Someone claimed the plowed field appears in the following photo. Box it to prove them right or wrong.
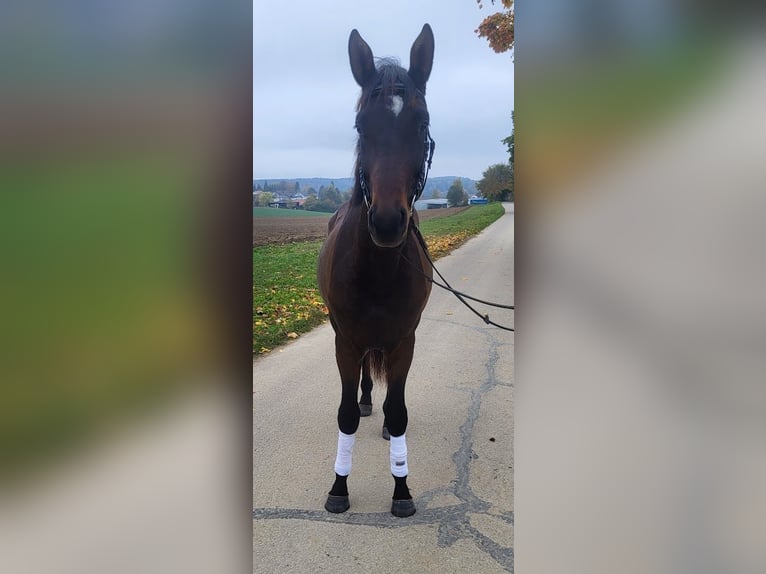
[253,206,469,246]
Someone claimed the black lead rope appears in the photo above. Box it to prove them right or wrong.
[406,223,515,332]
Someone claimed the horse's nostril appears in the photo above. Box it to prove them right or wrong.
[400,208,407,225]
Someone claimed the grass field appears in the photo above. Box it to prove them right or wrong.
[418,202,505,258]
[253,207,331,218]
[253,202,505,354]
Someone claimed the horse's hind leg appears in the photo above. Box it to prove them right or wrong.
[382,335,416,517]
[359,354,373,417]
[325,336,363,514]
[381,394,390,440]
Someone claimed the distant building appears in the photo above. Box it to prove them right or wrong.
[267,196,305,209]
[469,196,488,205]
[414,198,449,210]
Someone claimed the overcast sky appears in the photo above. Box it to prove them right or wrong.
[253,1,513,181]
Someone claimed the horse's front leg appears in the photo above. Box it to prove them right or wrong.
[383,334,416,517]
[325,335,363,513]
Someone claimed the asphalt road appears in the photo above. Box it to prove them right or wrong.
[253,203,515,573]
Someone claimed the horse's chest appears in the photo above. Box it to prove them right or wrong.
[352,280,416,319]
[332,275,424,346]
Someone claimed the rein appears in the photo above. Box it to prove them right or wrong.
[405,222,515,332]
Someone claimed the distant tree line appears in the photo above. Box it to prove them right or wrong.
[254,166,515,211]
[253,180,302,194]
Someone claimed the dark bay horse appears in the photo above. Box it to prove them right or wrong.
[317,24,435,517]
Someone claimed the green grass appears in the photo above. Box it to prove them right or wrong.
[253,241,327,353]
[253,202,507,354]
[253,207,331,218]
[419,202,504,238]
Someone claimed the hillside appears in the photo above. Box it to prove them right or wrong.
[253,176,478,199]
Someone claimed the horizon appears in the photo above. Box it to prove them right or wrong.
[252,174,479,182]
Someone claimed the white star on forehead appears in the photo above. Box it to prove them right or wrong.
[388,95,403,117]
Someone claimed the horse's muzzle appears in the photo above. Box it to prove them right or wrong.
[368,206,408,247]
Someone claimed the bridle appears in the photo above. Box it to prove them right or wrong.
[357,84,436,213]
[358,131,434,212]
[355,84,514,333]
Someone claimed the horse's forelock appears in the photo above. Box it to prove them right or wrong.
[355,59,413,112]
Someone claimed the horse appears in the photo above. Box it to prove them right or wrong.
[317,24,435,518]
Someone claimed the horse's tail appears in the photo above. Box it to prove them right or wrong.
[365,349,386,384]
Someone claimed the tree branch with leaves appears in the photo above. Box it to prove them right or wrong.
[475,0,514,53]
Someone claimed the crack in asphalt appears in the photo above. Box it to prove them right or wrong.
[254,325,514,572]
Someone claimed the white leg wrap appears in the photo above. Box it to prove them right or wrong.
[334,431,355,476]
[389,433,408,477]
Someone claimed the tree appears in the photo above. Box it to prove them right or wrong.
[475,0,514,54]
[304,183,344,213]
[303,195,318,211]
[257,192,274,207]
[477,163,513,202]
[503,131,514,166]
[504,111,515,166]
[319,183,342,207]
[447,178,467,207]
[431,188,442,199]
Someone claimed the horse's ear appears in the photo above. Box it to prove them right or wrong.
[349,29,376,88]
[408,24,434,91]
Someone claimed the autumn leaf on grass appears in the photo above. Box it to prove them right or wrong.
[287,332,298,339]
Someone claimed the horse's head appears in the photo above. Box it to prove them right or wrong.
[349,24,435,248]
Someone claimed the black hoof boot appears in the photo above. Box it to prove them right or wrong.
[381,426,390,440]
[391,498,416,517]
[325,494,350,513]
[359,403,372,417]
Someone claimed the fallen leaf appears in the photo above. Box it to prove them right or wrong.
[287,332,298,339]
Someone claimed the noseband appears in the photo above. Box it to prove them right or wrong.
[357,84,436,212]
